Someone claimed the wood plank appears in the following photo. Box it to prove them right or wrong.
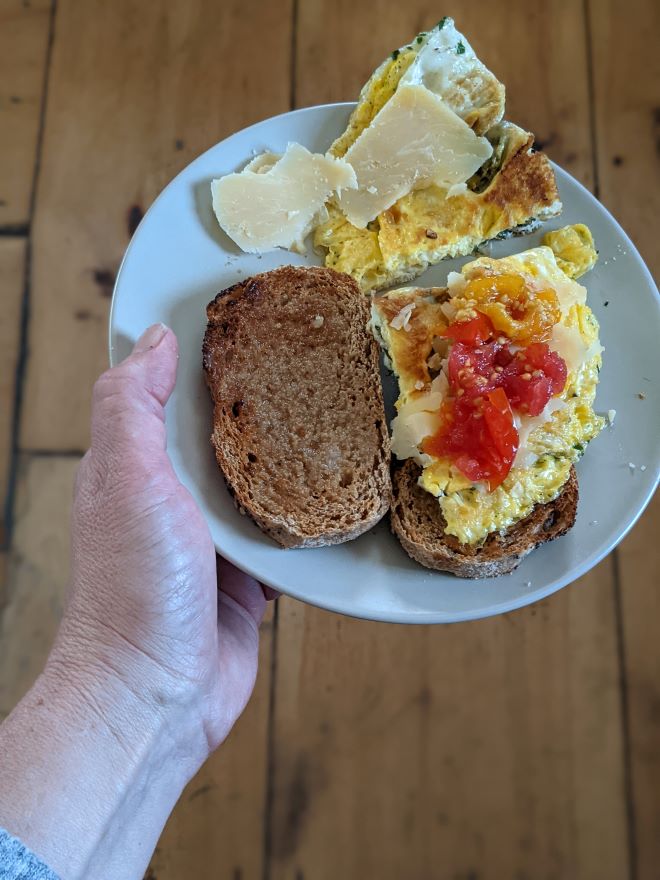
[21,0,294,451]
[589,0,659,275]
[590,2,660,876]
[0,455,78,718]
[0,0,52,228]
[616,494,660,880]
[0,239,25,549]
[267,2,629,877]
[270,568,628,880]
[295,0,593,185]
[148,604,274,880]
[0,455,275,878]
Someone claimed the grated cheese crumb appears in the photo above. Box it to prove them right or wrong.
[607,409,616,425]
[390,301,416,331]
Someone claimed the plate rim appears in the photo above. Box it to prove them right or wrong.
[109,101,660,624]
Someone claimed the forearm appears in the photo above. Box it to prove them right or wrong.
[0,661,205,880]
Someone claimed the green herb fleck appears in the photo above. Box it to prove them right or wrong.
[391,48,400,60]
[456,41,465,54]
[416,35,424,44]
[436,17,448,29]
[573,443,584,453]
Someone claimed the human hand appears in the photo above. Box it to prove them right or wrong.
[52,323,268,756]
[0,324,275,879]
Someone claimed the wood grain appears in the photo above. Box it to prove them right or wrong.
[148,605,274,880]
[590,2,660,876]
[266,2,629,877]
[0,239,25,549]
[21,0,294,451]
[0,455,77,719]
[616,492,660,880]
[270,568,628,880]
[589,0,659,274]
[0,0,52,229]
[295,0,593,185]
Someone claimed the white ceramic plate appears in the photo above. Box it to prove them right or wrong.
[110,103,660,623]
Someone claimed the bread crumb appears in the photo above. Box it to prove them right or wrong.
[425,228,438,239]
[640,465,647,472]
[638,392,646,400]
[628,462,636,471]
[311,315,324,328]
[238,506,246,516]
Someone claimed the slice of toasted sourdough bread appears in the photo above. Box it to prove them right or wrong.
[391,460,578,578]
[203,266,392,548]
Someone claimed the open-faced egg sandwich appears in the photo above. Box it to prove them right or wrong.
[371,228,604,575]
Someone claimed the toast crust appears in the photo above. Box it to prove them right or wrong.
[203,266,392,548]
[391,459,578,578]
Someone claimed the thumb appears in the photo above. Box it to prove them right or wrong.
[91,323,179,461]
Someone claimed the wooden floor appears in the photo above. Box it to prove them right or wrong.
[1,1,658,877]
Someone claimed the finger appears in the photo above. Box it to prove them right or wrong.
[90,324,178,461]
[217,556,267,625]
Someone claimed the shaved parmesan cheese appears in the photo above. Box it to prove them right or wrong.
[440,301,457,320]
[430,370,449,395]
[446,181,468,198]
[549,323,590,375]
[243,152,280,173]
[390,301,416,330]
[398,391,445,417]
[515,397,566,450]
[391,410,442,461]
[211,143,357,253]
[337,84,493,228]
[399,19,504,132]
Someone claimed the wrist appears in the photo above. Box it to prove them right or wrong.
[0,661,207,879]
[42,638,210,776]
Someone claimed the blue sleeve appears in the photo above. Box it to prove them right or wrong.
[0,829,60,880]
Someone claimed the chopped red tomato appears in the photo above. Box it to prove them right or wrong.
[426,303,567,488]
[423,388,518,490]
[447,341,500,398]
[500,343,567,416]
[442,312,494,345]
[446,338,566,417]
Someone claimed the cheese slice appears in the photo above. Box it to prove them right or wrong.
[211,143,357,253]
[399,19,505,133]
[337,84,493,228]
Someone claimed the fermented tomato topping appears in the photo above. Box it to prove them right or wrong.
[424,303,568,489]
[423,388,518,490]
[441,312,493,345]
[463,273,561,344]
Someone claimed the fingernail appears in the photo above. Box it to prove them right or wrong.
[133,323,168,353]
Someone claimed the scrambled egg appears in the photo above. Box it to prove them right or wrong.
[372,229,605,545]
[314,19,560,292]
[542,224,598,279]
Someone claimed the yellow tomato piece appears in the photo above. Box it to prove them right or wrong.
[464,274,561,344]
